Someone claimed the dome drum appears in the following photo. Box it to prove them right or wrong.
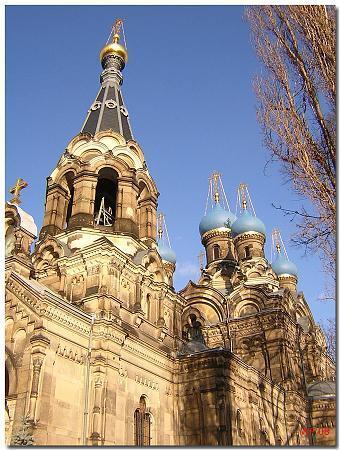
[204,234,236,266]
[201,227,232,245]
[233,230,266,244]
[163,259,176,269]
[162,260,176,286]
[277,273,298,280]
[276,273,298,293]
[233,231,265,261]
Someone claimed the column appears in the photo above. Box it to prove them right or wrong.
[114,176,139,237]
[157,291,165,327]
[28,357,44,421]
[40,184,69,237]
[133,278,142,312]
[91,375,105,445]
[68,172,97,228]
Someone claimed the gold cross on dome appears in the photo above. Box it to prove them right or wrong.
[9,178,28,205]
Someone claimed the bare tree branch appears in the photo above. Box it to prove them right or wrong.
[245,6,336,296]
[319,318,336,361]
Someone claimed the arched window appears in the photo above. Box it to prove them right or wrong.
[187,314,204,343]
[213,245,220,260]
[64,171,75,227]
[146,294,151,321]
[236,409,244,436]
[244,245,252,259]
[134,396,151,446]
[13,329,26,354]
[94,168,118,226]
[239,303,259,317]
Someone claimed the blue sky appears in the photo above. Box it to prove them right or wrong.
[6,5,335,324]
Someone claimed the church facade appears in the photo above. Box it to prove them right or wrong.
[5,22,335,446]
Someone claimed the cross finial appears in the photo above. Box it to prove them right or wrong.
[272,228,281,253]
[210,171,221,204]
[9,178,28,205]
[157,212,164,239]
[198,251,205,271]
[107,18,124,45]
[113,18,123,43]
[239,182,247,209]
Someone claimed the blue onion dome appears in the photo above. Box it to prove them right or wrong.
[231,209,266,236]
[272,253,298,277]
[199,203,236,236]
[157,241,176,264]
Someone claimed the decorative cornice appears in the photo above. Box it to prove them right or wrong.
[56,343,87,364]
[278,274,298,281]
[201,227,232,244]
[135,374,159,390]
[30,334,50,347]
[6,272,92,336]
[122,336,174,370]
[234,231,265,245]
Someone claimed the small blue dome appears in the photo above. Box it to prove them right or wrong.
[272,253,298,277]
[157,241,176,264]
[231,209,266,236]
[199,203,236,236]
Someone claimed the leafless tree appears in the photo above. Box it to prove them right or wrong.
[319,318,336,362]
[245,6,336,294]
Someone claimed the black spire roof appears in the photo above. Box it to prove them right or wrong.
[81,47,133,141]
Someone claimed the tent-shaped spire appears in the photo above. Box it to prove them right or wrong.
[81,19,133,141]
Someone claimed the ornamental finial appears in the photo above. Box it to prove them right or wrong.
[239,183,247,210]
[157,212,164,239]
[100,18,128,66]
[211,172,220,204]
[112,18,123,43]
[272,228,281,253]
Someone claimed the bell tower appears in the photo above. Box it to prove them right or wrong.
[32,20,175,310]
[39,20,158,248]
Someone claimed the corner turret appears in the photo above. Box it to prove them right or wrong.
[271,229,298,293]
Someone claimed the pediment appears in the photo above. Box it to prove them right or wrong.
[6,273,46,321]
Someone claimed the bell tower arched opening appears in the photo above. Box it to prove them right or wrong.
[64,171,75,228]
[94,168,118,226]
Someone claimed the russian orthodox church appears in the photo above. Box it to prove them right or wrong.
[5,21,335,446]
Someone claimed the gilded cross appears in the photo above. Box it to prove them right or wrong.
[9,178,28,205]
[198,251,205,271]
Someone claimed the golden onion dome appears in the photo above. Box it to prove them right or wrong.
[100,33,128,64]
